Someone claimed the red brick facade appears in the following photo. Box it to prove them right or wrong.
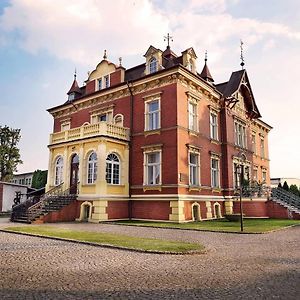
[46,44,282,223]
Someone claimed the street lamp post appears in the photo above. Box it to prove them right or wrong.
[236,165,244,232]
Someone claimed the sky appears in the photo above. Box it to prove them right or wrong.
[0,0,300,178]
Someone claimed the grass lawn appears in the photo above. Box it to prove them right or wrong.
[114,219,300,233]
[3,226,204,253]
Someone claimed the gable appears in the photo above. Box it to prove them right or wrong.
[88,60,117,81]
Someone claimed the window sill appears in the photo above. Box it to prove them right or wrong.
[143,185,162,192]
[210,138,220,145]
[107,184,124,187]
[144,129,161,136]
[189,186,201,191]
[211,187,221,193]
[81,184,96,187]
[188,129,199,136]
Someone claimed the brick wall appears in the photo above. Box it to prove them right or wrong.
[107,201,129,219]
[34,200,80,223]
[233,200,268,217]
[131,201,171,220]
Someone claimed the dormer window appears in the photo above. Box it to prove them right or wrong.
[97,78,102,90]
[98,114,107,122]
[149,57,158,74]
[68,93,75,101]
[104,75,110,88]
[96,75,110,91]
[187,59,193,72]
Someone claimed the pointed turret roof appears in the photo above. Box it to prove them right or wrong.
[200,62,214,82]
[67,72,82,95]
[200,52,214,82]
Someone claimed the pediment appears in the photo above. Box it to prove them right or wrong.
[144,45,162,57]
[181,47,197,59]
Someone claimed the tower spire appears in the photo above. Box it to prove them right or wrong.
[200,50,214,83]
[74,68,77,80]
[240,40,245,69]
[205,50,208,63]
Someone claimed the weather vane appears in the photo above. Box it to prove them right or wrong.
[240,40,245,69]
[205,50,208,63]
[164,33,173,47]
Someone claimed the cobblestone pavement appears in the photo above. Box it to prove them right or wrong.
[0,218,299,299]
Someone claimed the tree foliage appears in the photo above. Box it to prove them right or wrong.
[0,126,22,182]
[282,181,289,191]
[31,170,48,189]
[278,182,282,188]
[289,184,300,197]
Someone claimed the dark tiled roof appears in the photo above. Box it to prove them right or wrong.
[222,69,245,97]
[67,79,82,95]
[124,63,145,81]
[200,63,214,82]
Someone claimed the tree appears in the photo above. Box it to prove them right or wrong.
[289,184,299,197]
[0,126,22,181]
[31,170,48,189]
[278,182,282,188]
[282,181,289,191]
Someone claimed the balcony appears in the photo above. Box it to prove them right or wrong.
[49,122,130,145]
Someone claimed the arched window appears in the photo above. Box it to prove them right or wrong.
[55,156,63,186]
[187,59,193,72]
[87,152,97,184]
[149,57,158,74]
[106,153,120,184]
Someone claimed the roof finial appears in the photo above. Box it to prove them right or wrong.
[164,33,173,48]
[119,57,122,67]
[74,68,77,80]
[103,49,107,60]
[240,40,245,69]
[205,50,208,63]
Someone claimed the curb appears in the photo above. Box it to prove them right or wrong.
[106,222,300,235]
[0,229,206,256]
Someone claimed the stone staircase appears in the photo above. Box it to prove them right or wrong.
[11,184,77,224]
[271,187,300,216]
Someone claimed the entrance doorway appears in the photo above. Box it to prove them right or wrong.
[83,205,90,221]
[214,203,222,218]
[192,203,200,221]
[70,154,79,194]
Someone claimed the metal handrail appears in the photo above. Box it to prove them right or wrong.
[271,187,300,210]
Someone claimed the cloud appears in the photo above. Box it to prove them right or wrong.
[0,0,168,66]
[1,0,299,71]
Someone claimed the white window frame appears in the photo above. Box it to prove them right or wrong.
[189,151,200,186]
[96,74,110,91]
[91,110,113,124]
[251,133,256,154]
[188,101,198,131]
[260,138,265,158]
[145,98,160,131]
[61,122,70,132]
[149,57,158,74]
[144,150,162,186]
[234,121,247,148]
[54,156,63,186]
[211,157,220,188]
[106,153,121,185]
[87,152,97,184]
[262,169,267,183]
[210,111,218,140]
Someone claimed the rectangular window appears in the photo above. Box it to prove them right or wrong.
[210,112,218,140]
[98,114,107,122]
[234,121,246,148]
[61,122,70,132]
[146,100,160,131]
[189,152,200,186]
[251,134,256,154]
[104,75,110,88]
[145,152,161,185]
[253,168,258,181]
[97,78,102,90]
[188,102,197,131]
[260,138,265,158]
[262,170,267,182]
[211,158,220,188]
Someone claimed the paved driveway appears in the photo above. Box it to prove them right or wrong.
[0,218,299,299]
